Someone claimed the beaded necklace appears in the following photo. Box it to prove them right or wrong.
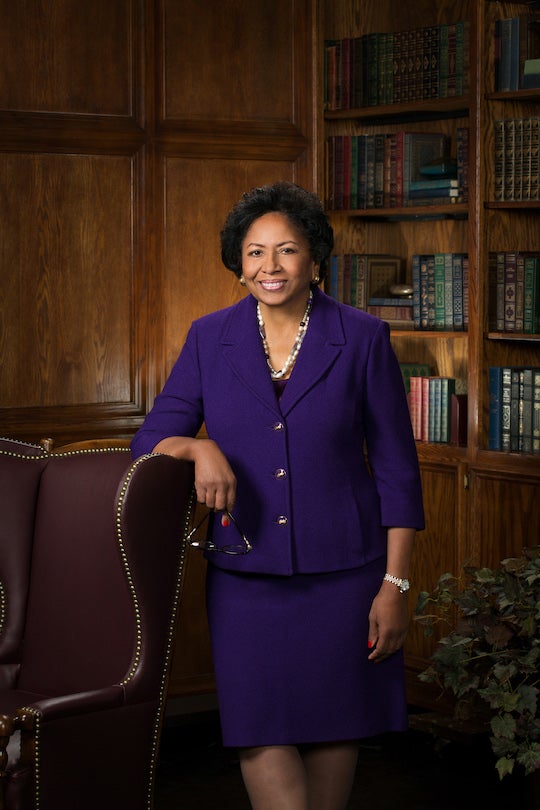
[256,291,313,380]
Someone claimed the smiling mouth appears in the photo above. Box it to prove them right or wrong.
[260,280,286,290]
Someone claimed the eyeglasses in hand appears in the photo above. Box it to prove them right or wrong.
[187,509,252,555]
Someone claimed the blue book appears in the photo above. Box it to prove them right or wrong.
[489,367,503,450]
[407,187,460,199]
[409,178,459,191]
[497,18,513,92]
[426,255,436,329]
[368,297,413,306]
[430,377,442,442]
[524,255,540,333]
[412,254,421,330]
[501,366,512,451]
[509,16,520,91]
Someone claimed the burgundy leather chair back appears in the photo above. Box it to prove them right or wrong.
[17,451,136,695]
[0,441,48,690]
[0,440,195,810]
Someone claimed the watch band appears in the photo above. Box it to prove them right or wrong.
[383,573,410,593]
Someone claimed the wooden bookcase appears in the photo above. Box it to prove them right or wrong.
[317,0,540,707]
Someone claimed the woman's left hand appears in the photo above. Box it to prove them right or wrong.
[366,582,409,663]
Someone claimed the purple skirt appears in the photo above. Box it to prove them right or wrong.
[206,557,408,748]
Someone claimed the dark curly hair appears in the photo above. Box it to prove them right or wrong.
[220,181,334,285]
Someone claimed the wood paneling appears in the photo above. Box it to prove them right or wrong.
[0,0,316,442]
[469,470,540,569]
[405,462,465,662]
[0,152,135,408]
[0,0,138,117]
[162,0,295,124]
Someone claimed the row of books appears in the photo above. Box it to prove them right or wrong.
[489,366,540,454]
[412,253,469,332]
[488,251,540,334]
[494,117,540,202]
[408,375,468,445]
[495,13,540,92]
[326,129,469,210]
[327,251,469,333]
[324,21,470,110]
[327,253,406,324]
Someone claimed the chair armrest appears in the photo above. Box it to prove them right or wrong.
[15,685,125,725]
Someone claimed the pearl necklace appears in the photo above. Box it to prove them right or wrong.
[257,291,313,380]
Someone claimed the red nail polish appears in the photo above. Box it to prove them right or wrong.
[367,640,373,649]
[221,514,230,527]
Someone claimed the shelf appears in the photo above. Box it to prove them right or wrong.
[324,97,470,125]
[475,449,540,477]
[487,332,540,342]
[486,89,540,102]
[415,442,467,465]
[329,204,468,221]
[485,200,540,210]
[391,330,468,339]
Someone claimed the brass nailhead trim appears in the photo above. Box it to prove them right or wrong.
[0,580,5,637]
[16,707,41,808]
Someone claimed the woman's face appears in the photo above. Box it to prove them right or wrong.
[241,212,319,313]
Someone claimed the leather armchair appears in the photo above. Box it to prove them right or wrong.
[0,438,195,809]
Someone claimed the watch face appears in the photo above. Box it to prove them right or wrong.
[401,579,410,593]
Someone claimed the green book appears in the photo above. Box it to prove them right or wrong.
[440,377,456,443]
[524,255,540,333]
[434,253,446,330]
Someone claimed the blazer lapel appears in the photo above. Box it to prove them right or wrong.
[278,290,344,416]
[219,290,345,417]
[220,296,282,416]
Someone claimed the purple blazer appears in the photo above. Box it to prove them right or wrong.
[131,288,424,575]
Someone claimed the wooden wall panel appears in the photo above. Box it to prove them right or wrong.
[156,0,314,175]
[0,152,135,409]
[0,0,137,116]
[469,471,540,568]
[163,0,295,123]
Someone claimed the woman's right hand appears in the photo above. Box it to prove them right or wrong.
[153,436,236,512]
[190,438,237,512]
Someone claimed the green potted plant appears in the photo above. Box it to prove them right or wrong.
[415,545,540,781]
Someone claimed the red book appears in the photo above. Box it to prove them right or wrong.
[409,376,423,440]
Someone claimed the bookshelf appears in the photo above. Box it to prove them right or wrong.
[318,0,540,708]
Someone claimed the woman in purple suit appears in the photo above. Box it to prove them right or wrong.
[131,181,424,810]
